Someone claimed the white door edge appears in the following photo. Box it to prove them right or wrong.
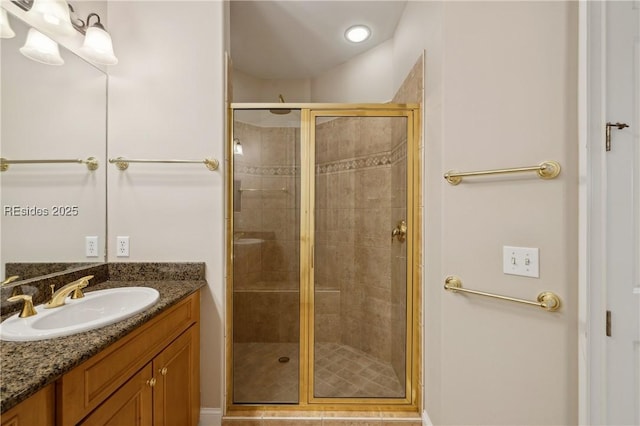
[581,1,640,424]
[579,1,608,424]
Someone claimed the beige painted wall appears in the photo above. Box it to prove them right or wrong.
[103,1,578,422]
[233,70,311,103]
[310,39,394,103]
[106,1,226,409]
[413,2,578,424]
[233,39,394,104]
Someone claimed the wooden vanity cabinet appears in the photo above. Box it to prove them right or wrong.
[0,384,55,426]
[78,365,153,426]
[58,290,200,426]
[78,324,199,426]
[152,323,200,426]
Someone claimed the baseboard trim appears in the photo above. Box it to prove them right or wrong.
[208,408,427,425]
[200,407,222,426]
[422,410,434,426]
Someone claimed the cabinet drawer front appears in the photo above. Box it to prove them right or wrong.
[59,291,200,426]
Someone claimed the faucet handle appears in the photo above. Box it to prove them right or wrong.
[1,275,20,286]
[70,275,93,300]
[7,294,37,318]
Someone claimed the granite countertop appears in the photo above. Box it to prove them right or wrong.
[0,279,205,413]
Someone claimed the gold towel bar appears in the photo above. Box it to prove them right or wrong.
[444,276,561,312]
[238,188,287,193]
[444,160,560,185]
[108,157,219,171]
[0,157,99,172]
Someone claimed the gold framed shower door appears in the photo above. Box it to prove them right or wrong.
[226,103,421,413]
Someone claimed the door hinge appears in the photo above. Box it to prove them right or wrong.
[606,310,612,337]
[605,122,630,151]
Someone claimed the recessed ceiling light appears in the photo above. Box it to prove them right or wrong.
[345,25,371,43]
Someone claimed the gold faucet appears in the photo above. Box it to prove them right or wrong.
[7,294,37,318]
[45,275,94,309]
[2,275,23,297]
[1,275,20,285]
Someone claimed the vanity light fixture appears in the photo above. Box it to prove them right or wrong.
[1,8,16,38]
[25,0,75,36]
[233,138,244,156]
[9,0,118,65]
[77,13,117,65]
[19,27,64,65]
[344,24,370,43]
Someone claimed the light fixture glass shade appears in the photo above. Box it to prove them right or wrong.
[19,28,64,65]
[1,9,16,39]
[26,0,75,36]
[345,25,371,43]
[79,25,118,65]
[233,139,243,155]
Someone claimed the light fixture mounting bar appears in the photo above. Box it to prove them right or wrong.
[10,0,89,35]
[10,0,32,12]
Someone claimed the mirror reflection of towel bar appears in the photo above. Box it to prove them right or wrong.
[0,157,99,172]
[238,188,287,193]
[444,276,561,312]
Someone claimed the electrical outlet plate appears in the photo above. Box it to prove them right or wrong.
[117,236,129,257]
[503,246,539,278]
[85,236,98,257]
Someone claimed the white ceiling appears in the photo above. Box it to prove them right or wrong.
[230,1,408,80]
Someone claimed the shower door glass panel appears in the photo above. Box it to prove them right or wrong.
[313,114,408,399]
[232,109,301,404]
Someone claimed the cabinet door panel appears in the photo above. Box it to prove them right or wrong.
[154,324,200,426]
[79,364,153,426]
[0,384,54,426]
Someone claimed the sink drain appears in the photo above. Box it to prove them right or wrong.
[278,356,290,363]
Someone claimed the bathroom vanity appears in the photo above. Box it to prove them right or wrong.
[0,264,204,426]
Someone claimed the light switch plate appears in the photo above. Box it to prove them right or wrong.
[503,246,539,278]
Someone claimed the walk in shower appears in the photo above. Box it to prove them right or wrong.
[227,104,420,410]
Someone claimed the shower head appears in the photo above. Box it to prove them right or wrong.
[270,94,291,115]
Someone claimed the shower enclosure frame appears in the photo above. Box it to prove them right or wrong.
[226,103,422,413]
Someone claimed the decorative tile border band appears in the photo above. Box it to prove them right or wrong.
[316,139,407,175]
[234,164,300,176]
[235,140,407,177]
[316,153,391,174]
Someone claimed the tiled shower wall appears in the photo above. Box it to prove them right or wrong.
[315,117,400,364]
[315,57,425,385]
[232,54,423,367]
[233,121,300,343]
[315,56,423,379]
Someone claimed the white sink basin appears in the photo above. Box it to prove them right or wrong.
[0,287,159,342]
[233,238,264,245]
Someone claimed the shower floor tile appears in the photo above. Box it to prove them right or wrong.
[234,342,299,403]
[233,342,404,404]
[313,342,404,398]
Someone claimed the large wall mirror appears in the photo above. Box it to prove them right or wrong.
[0,10,107,285]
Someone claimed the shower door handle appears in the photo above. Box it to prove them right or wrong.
[392,220,407,243]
